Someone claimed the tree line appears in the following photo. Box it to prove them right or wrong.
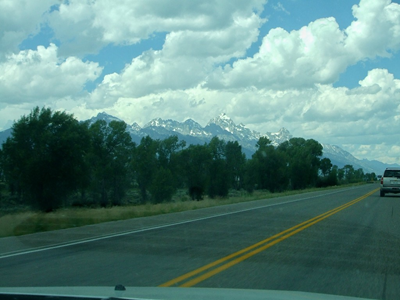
[0,107,375,212]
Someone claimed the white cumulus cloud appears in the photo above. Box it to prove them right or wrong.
[0,44,102,104]
[345,0,400,59]
[47,0,266,56]
[206,0,400,90]
[207,17,349,89]
[0,0,57,58]
[83,0,265,107]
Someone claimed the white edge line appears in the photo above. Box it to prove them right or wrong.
[0,186,370,259]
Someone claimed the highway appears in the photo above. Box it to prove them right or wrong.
[1,184,399,299]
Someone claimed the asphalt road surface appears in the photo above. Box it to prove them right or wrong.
[1,184,399,300]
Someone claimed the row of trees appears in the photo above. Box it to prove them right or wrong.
[0,107,374,212]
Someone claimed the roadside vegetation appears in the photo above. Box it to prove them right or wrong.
[0,107,376,236]
[0,183,368,238]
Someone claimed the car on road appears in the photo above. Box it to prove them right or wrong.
[380,167,400,197]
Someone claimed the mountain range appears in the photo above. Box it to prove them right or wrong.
[88,112,294,158]
[87,112,398,175]
[1,112,398,175]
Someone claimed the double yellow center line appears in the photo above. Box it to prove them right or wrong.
[159,188,379,287]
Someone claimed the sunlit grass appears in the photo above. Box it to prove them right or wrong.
[0,183,368,238]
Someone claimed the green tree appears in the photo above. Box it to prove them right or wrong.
[180,144,211,200]
[157,136,186,165]
[133,136,159,203]
[365,172,377,181]
[278,138,323,190]
[342,165,355,183]
[87,120,135,206]
[0,149,4,201]
[157,136,186,188]
[327,165,339,186]
[149,167,175,204]
[0,139,23,198]
[354,168,365,182]
[337,167,345,182]
[207,137,229,198]
[250,137,273,191]
[0,107,89,211]
[319,158,333,177]
[225,141,246,190]
[149,136,185,203]
[243,159,257,193]
[252,137,288,192]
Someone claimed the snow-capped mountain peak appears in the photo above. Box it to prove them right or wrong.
[144,118,165,128]
[129,122,142,133]
[207,113,237,134]
[144,118,210,137]
[183,118,200,126]
[88,112,123,124]
[268,127,293,144]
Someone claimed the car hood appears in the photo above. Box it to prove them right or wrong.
[0,286,375,300]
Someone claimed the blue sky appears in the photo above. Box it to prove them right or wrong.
[1,0,400,164]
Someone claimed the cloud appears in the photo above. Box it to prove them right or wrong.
[345,84,381,95]
[345,0,400,59]
[302,69,400,125]
[96,68,400,155]
[162,12,263,62]
[86,87,237,128]
[2,65,397,163]
[152,97,165,107]
[206,0,400,90]
[343,143,400,165]
[0,103,36,130]
[84,1,265,107]
[0,0,57,58]
[47,0,266,56]
[207,17,349,89]
[88,67,398,138]
[190,98,206,108]
[272,2,290,15]
[358,68,398,92]
[0,44,102,104]
[87,51,210,108]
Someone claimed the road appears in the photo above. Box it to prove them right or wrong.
[0,184,399,299]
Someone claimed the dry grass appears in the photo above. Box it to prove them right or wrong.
[0,183,367,238]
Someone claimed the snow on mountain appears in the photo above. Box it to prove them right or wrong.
[207,113,239,135]
[86,112,146,142]
[205,113,292,147]
[207,113,258,140]
[127,122,143,140]
[183,119,210,137]
[321,144,365,170]
[144,118,211,138]
[268,128,293,145]
[88,112,123,124]
[130,122,142,132]
[320,144,395,174]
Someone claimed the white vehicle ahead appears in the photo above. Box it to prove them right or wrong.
[380,167,400,197]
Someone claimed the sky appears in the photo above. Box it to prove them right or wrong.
[0,0,400,164]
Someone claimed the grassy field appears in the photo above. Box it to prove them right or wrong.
[0,184,367,238]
